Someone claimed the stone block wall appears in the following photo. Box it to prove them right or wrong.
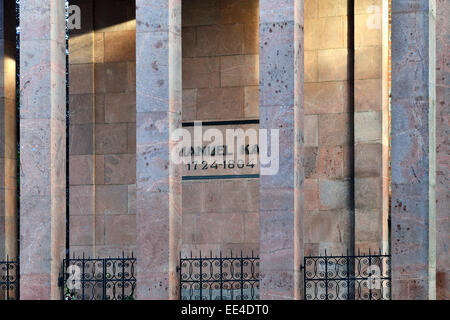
[68,0,95,257]
[69,0,136,257]
[303,0,389,256]
[66,0,391,262]
[182,0,259,122]
[0,0,17,260]
[181,0,260,256]
[304,0,354,255]
[354,0,389,253]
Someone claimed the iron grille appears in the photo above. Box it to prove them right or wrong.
[62,253,136,300]
[0,258,19,300]
[180,251,259,300]
[304,249,391,300]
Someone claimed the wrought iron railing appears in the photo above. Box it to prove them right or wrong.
[62,253,136,300]
[303,249,391,300]
[179,251,259,300]
[0,258,19,300]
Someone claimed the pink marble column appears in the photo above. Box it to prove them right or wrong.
[436,0,449,300]
[19,0,66,300]
[259,0,304,300]
[0,0,17,260]
[391,1,436,300]
[135,0,182,299]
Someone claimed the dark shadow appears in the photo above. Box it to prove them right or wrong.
[347,0,356,300]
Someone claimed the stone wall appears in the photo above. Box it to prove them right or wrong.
[0,0,17,260]
[69,0,136,257]
[354,0,389,253]
[304,0,354,255]
[7,0,448,300]
[303,0,389,256]
[66,0,391,262]
[181,0,260,256]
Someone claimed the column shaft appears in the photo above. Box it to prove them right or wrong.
[19,0,66,300]
[135,0,182,299]
[259,0,304,300]
[391,0,436,300]
[436,0,449,300]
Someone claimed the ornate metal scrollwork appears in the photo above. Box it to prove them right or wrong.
[0,259,19,300]
[304,250,391,300]
[62,253,136,300]
[180,251,259,300]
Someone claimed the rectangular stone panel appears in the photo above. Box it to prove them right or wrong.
[105,92,136,123]
[318,113,351,146]
[196,87,244,120]
[304,209,351,244]
[69,215,94,246]
[318,48,350,81]
[69,155,94,186]
[182,57,220,89]
[221,0,259,24]
[104,154,136,185]
[69,33,94,65]
[196,213,245,244]
[355,46,382,80]
[181,123,260,177]
[182,0,221,27]
[70,185,94,216]
[105,214,137,245]
[95,123,128,154]
[319,0,348,17]
[244,86,259,119]
[104,30,136,62]
[95,184,128,216]
[319,179,352,210]
[195,24,244,57]
[69,94,94,125]
[69,63,94,95]
[95,62,132,93]
[305,82,349,114]
[221,55,259,87]
[305,16,345,50]
[304,50,318,83]
[304,115,318,147]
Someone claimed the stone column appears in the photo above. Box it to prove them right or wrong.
[436,0,449,300]
[0,0,17,260]
[391,0,436,300]
[259,0,304,300]
[19,0,66,299]
[136,0,182,299]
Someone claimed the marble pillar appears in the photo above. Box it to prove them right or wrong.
[19,0,66,300]
[391,0,436,300]
[259,0,304,300]
[135,0,182,299]
[436,0,449,301]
